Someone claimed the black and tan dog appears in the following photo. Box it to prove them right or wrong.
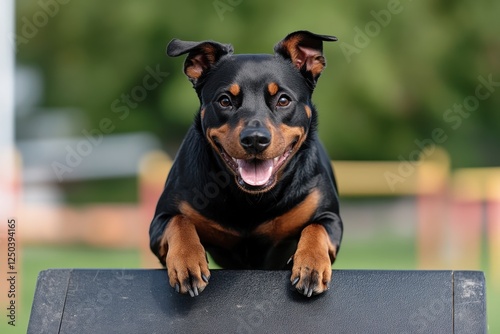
[150,31,343,297]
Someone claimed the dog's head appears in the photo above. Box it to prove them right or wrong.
[167,31,337,194]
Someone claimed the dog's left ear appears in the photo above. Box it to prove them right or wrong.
[274,31,337,87]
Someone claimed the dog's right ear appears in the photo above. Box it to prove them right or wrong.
[166,39,233,86]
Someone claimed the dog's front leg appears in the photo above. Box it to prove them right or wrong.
[290,223,337,297]
[159,215,210,297]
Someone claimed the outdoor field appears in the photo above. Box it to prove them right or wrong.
[4,0,499,332]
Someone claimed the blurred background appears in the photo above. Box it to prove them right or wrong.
[1,0,499,332]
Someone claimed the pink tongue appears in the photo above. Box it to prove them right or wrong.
[237,159,274,186]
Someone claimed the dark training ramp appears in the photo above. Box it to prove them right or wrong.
[27,269,487,333]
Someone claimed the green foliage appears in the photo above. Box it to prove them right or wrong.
[16,0,500,166]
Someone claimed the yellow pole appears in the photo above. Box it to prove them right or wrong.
[487,174,500,290]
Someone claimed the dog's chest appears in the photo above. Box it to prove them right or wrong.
[183,189,319,247]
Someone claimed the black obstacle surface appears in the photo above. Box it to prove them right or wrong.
[27,269,487,333]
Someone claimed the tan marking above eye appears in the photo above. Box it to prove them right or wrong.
[268,82,279,96]
[229,83,240,96]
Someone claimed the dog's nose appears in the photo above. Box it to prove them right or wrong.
[240,127,271,154]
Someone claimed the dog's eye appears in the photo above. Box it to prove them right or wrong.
[218,96,232,108]
[277,95,291,107]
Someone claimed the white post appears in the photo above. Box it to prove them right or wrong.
[0,0,16,221]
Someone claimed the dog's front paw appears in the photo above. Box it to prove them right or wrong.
[166,243,210,297]
[290,223,336,297]
[290,249,332,297]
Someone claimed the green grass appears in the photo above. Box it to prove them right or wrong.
[2,238,498,333]
[335,237,417,270]
[1,246,142,334]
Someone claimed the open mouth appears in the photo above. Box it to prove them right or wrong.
[216,141,296,192]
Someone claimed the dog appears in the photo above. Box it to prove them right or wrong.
[149,30,343,297]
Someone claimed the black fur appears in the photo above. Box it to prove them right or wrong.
[149,31,343,295]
